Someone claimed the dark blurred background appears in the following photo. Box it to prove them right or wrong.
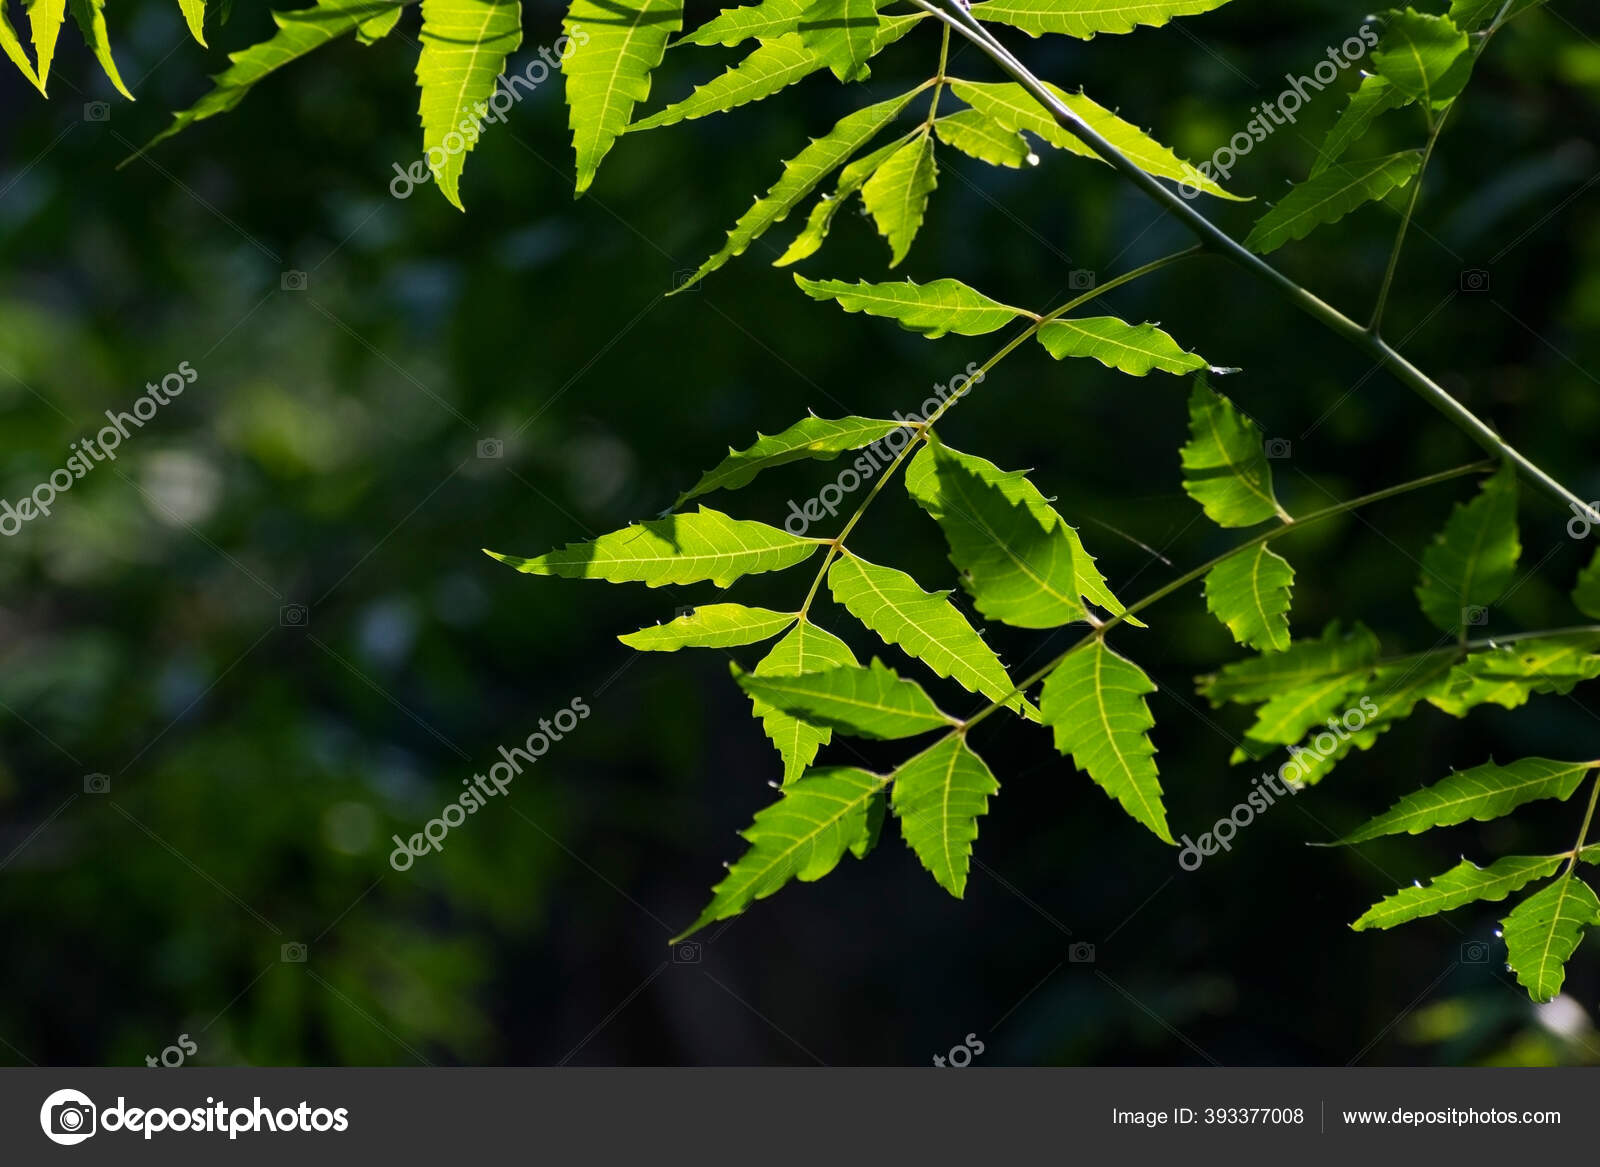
[2,0,1599,1067]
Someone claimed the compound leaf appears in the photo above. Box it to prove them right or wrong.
[1337,758,1597,844]
[672,766,887,941]
[486,507,820,587]
[1041,639,1171,842]
[1204,543,1295,652]
[1244,152,1422,254]
[564,0,683,194]
[619,604,796,651]
[1352,854,1565,931]
[892,733,998,897]
[1415,462,1520,635]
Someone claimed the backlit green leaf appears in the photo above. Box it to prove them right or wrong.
[934,108,1034,168]
[679,0,803,45]
[1372,8,1472,109]
[969,0,1233,39]
[1036,316,1209,377]
[1503,876,1600,1001]
[1179,376,1288,527]
[892,733,998,897]
[1244,152,1423,254]
[27,0,66,89]
[1311,74,1407,178]
[1041,638,1171,842]
[564,0,683,194]
[861,132,937,267]
[795,275,1026,337]
[1428,632,1600,716]
[796,0,877,82]
[1352,854,1564,931]
[67,0,133,99]
[1,0,46,95]
[750,621,860,784]
[416,0,521,209]
[1337,758,1597,844]
[486,507,820,587]
[619,604,796,651]
[676,414,904,507]
[1415,462,1520,634]
[735,658,958,740]
[1199,620,1380,705]
[1204,544,1295,652]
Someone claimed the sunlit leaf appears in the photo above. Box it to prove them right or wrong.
[970,0,1233,39]
[893,733,998,896]
[1429,632,1600,716]
[1415,462,1520,634]
[934,108,1034,168]
[1372,8,1472,109]
[1204,544,1295,652]
[735,658,959,740]
[1036,316,1209,377]
[676,414,904,507]
[564,0,684,194]
[1352,854,1564,931]
[1310,74,1407,177]
[416,0,521,209]
[750,621,860,785]
[861,132,938,266]
[1199,621,1381,705]
[1244,151,1423,254]
[795,275,1025,337]
[1503,876,1600,1001]
[1179,376,1288,527]
[619,604,796,651]
[1337,758,1597,844]
[796,0,877,82]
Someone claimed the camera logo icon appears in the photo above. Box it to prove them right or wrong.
[476,438,504,460]
[1460,268,1490,293]
[1462,605,1489,627]
[1460,940,1491,964]
[1265,438,1293,460]
[282,942,308,963]
[83,773,111,794]
[279,604,309,628]
[40,1088,97,1145]
[1068,268,1096,291]
[673,941,702,964]
[281,270,309,292]
[1068,941,1096,963]
[672,269,701,293]
[83,102,110,123]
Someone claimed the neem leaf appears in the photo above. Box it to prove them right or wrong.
[1337,758,1597,844]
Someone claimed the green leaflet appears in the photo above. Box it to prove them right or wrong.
[1352,854,1565,932]
[27,0,65,89]
[631,33,823,131]
[635,18,917,132]
[67,0,132,99]
[906,439,1085,629]
[795,275,1025,337]
[1449,0,1544,30]
[1574,547,1600,620]
[564,0,683,195]
[861,132,937,267]
[904,439,1130,623]
[1337,758,1597,844]
[1502,876,1600,1001]
[1428,632,1600,716]
[934,109,1034,169]
[672,766,887,941]
[1310,74,1406,178]
[682,90,920,289]
[415,0,521,210]
[1,0,45,95]
[892,733,999,897]
[675,414,904,507]
[679,0,804,45]
[828,554,1034,718]
[485,506,820,587]
[1037,316,1209,378]
[1179,376,1288,528]
[1415,462,1520,634]
[1244,152,1423,255]
[735,659,957,740]
[773,137,901,266]
[1199,620,1380,705]
[1231,672,1372,762]
[1372,8,1472,110]
[969,0,1233,38]
[140,0,406,151]
[1204,544,1295,653]
[948,78,1242,200]
[178,0,209,45]
[356,2,403,40]
[796,0,877,83]
[618,604,796,651]
[750,621,859,785]
[1041,639,1172,843]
